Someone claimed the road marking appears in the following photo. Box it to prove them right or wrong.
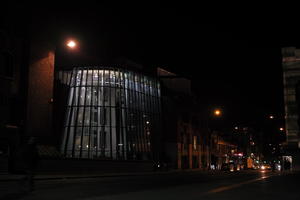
[205,175,271,194]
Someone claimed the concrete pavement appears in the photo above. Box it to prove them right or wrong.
[1,170,296,200]
[1,169,292,182]
[0,168,206,182]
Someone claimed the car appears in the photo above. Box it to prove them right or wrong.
[260,164,271,170]
[275,163,282,171]
[252,164,260,170]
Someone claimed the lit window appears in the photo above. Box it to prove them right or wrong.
[60,68,161,160]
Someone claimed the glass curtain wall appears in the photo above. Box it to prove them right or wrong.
[57,67,161,160]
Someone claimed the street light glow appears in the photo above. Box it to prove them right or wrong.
[269,115,274,119]
[67,40,76,48]
[214,109,221,116]
[280,127,284,131]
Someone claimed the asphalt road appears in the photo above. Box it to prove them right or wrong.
[1,170,299,200]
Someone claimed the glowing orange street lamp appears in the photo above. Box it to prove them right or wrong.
[214,109,222,117]
[66,40,77,49]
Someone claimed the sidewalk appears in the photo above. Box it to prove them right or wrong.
[0,169,181,182]
[0,168,221,182]
[2,168,288,182]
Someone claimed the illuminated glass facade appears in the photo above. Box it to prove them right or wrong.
[57,67,161,160]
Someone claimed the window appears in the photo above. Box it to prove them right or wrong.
[100,107,106,125]
[60,68,161,160]
[103,87,109,102]
[100,131,106,148]
[193,136,197,150]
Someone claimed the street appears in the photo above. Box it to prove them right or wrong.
[1,170,299,200]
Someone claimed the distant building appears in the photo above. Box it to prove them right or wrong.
[281,47,300,169]
[158,68,211,170]
[210,132,237,170]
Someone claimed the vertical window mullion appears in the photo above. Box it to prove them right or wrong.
[147,78,154,158]
[63,69,75,156]
[141,75,149,153]
[109,69,113,159]
[128,72,135,157]
[119,69,125,159]
[130,73,137,156]
[126,71,133,158]
[113,69,119,159]
[121,70,127,159]
[144,77,150,154]
[138,74,146,154]
[100,69,105,157]
[88,69,94,159]
[95,69,100,158]
[115,69,120,159]
[72,68,84,158]
[133,72,142,155]
[79,69,89,158]
[154,78,161,161]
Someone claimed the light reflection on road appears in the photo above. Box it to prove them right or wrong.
[205,172,273,195]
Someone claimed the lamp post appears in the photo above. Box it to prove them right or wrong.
[54,38,79,72]
[53,38,79,157]
[209,108,223,170]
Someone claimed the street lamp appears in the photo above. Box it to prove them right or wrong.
[66,40,77,49]
[213,109,222,117]
[209,108,223,169]
[54,38,79,69]
[53,38,80,157]
[55,38,79,65]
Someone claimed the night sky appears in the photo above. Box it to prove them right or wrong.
[6,3,300,129]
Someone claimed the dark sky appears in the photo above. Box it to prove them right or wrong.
[7,3,300,127]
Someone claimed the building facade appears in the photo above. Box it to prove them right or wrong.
[0,11,30,173]
[158,68,211,170]
[282,47,300,169]
[210,132,238,170]
[1,7,231,173]
[55,67,161,161]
